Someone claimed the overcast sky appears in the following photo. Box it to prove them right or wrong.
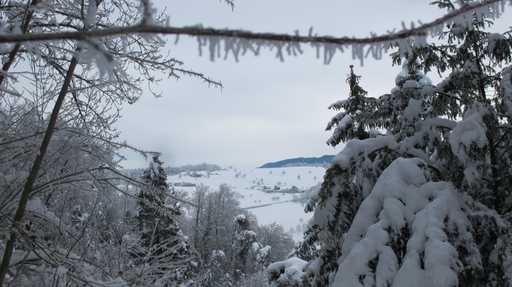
[115,0,512,169]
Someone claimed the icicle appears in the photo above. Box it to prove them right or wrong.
[209,36,219,61]
[197,36,204,57]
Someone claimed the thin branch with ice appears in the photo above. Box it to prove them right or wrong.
[0,0,509,64]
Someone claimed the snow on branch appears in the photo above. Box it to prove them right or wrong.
[0,0,509,64]
[333,158,478,287]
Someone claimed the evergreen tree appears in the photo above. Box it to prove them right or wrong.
[294,64,401,286]
[232,214,257,282]
[132,155,197,286]
[274,2,512,286]
[325,65,372,146]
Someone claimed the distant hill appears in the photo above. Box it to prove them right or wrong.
[258,155,335,168]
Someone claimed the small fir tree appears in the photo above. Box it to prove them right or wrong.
[232,214,257,282]
[133,155,197,286]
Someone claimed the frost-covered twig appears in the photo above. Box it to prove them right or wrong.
[0,1,503,44]
[0,0,41,86]
[99,166,197,207]
[0,0,509,64]
[66,128,154,158]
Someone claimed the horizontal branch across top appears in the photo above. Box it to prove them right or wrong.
[0,0,507,45]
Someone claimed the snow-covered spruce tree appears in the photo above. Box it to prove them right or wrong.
[274,5,512,287]
[232,213,272,285]
[232,214,257,282]
[292,65,398,287]
[389,1,512,284]
[131,155,197,286]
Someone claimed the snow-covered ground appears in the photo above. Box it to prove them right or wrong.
[167,166,327,242]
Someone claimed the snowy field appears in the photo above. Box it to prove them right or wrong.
[167,166,327,242]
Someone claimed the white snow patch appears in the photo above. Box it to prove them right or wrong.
[403,99,423,123]
[331,136,398,169]
[267,256,307,286]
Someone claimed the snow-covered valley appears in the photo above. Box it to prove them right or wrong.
[167,166,327,242]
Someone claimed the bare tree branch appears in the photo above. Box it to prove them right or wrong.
[0,0,40,85]
[0,0,506,46]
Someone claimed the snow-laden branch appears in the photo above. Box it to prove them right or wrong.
[0,0,509,64]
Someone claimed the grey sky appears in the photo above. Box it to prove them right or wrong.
[115,0,511,169]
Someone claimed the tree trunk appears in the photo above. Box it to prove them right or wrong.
[0,56,78,285]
